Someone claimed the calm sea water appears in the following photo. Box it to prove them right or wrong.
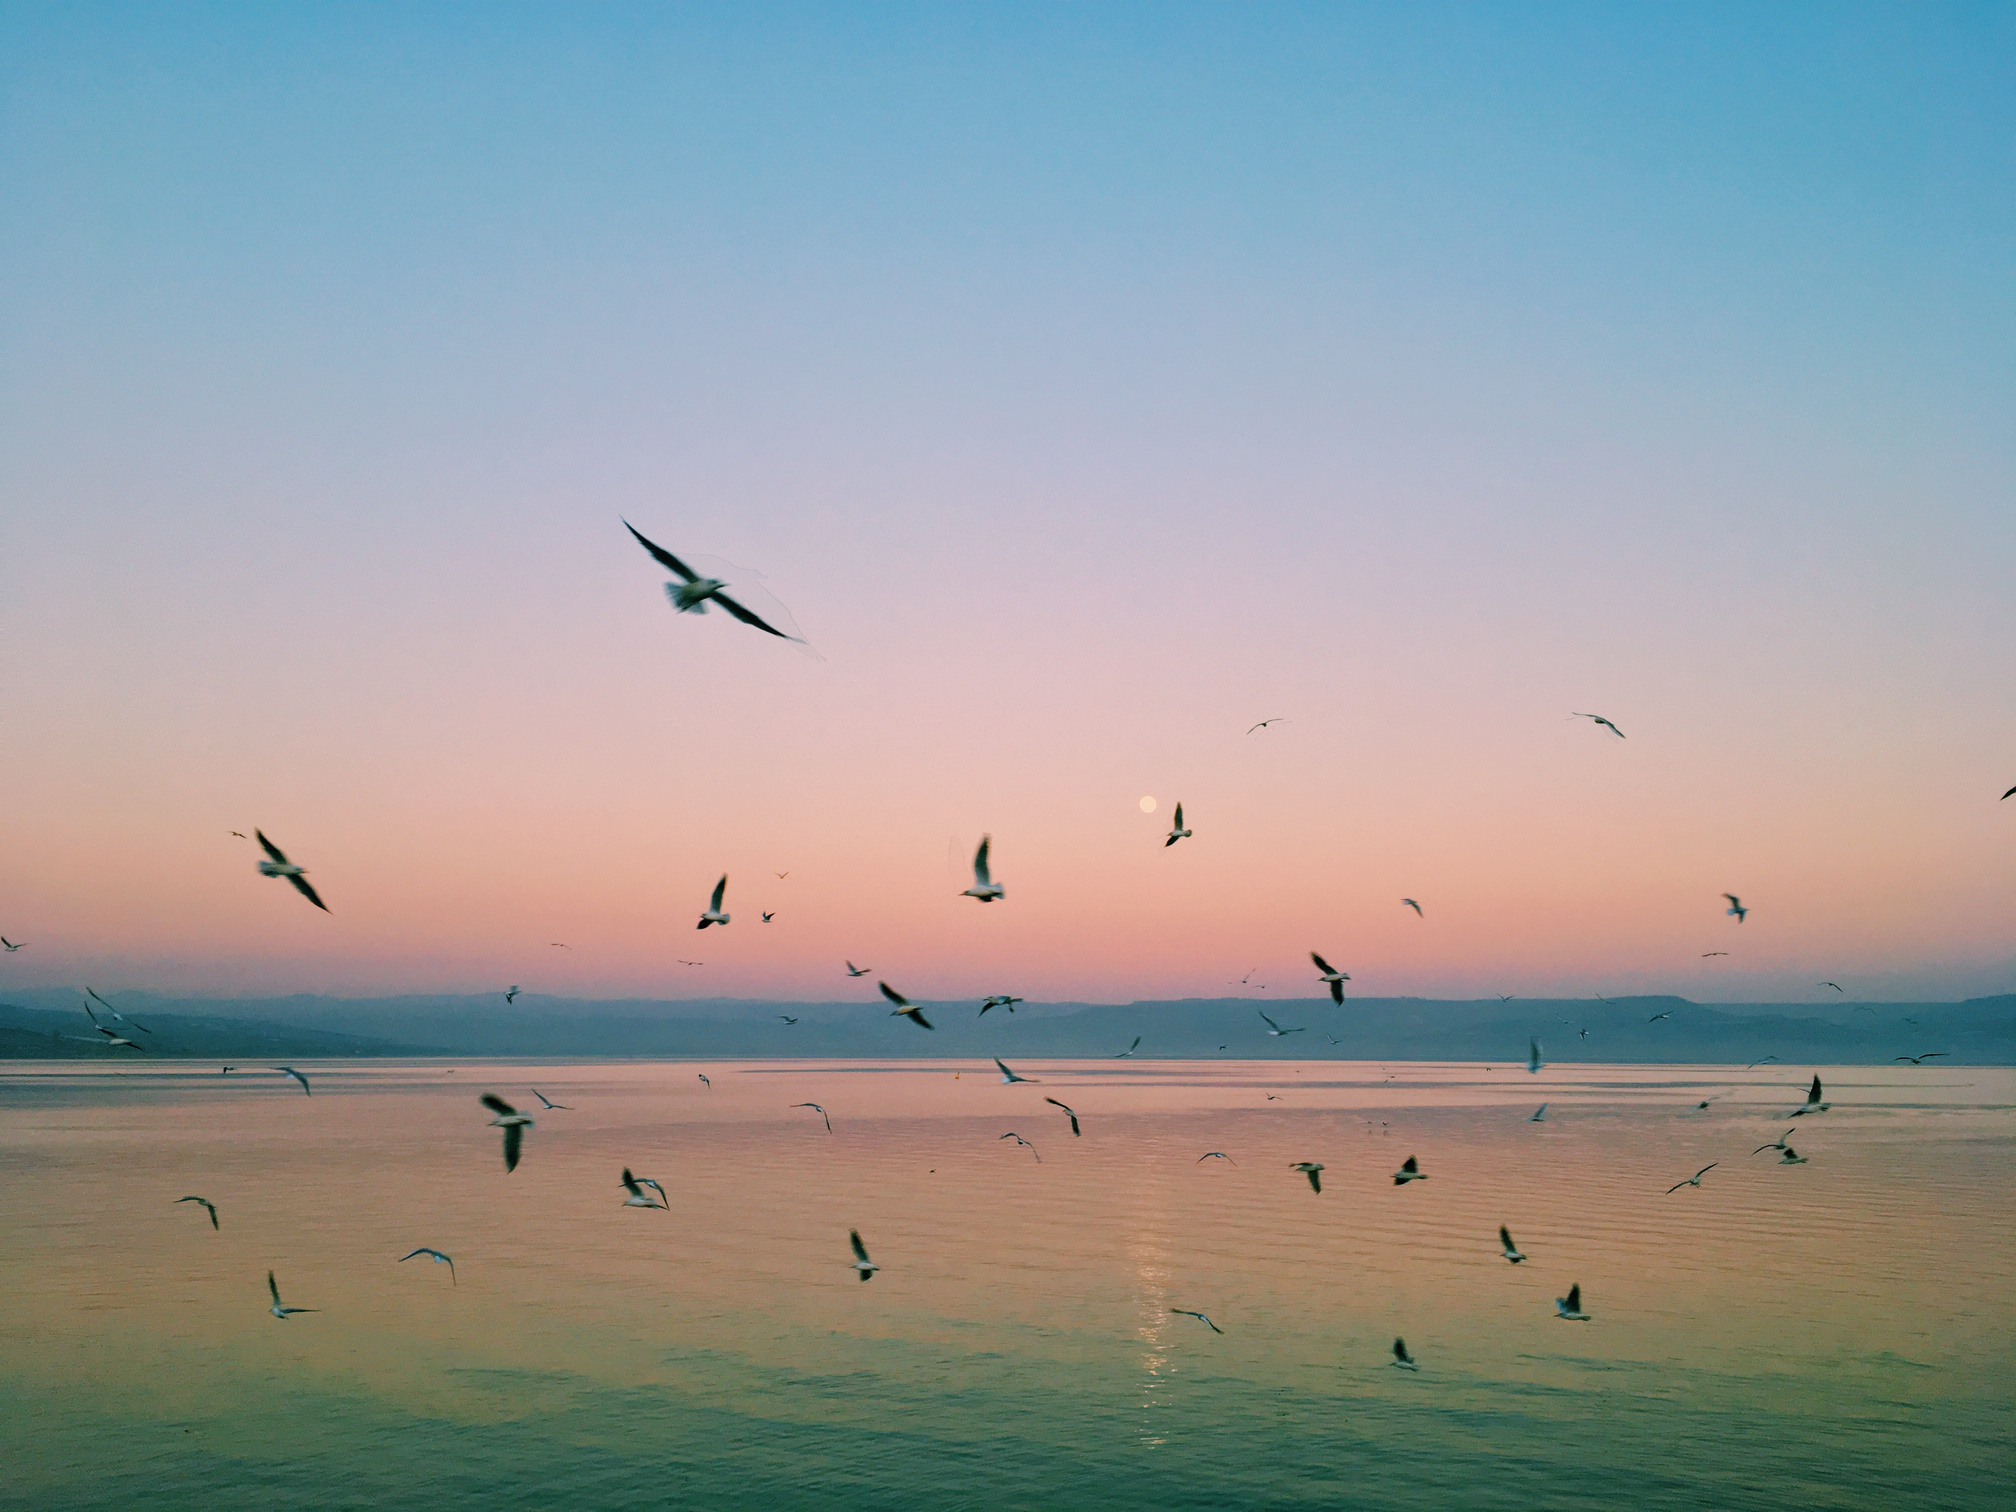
[1,1058,2008,1511]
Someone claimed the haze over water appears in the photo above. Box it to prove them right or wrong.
[3,1060,2007,1510]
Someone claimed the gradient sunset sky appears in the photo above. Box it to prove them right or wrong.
[3,3,2012,1005]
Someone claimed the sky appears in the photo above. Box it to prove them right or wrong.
[2,2,2012,1006]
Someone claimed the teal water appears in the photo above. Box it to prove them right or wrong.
[1,1060,2008,1510]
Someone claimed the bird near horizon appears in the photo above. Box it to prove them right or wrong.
[779,1015,799,1025]
[1171,1309,1223,1334]
[697,875,731,929]
[1401,898,1423,918]
[1667,1163,1718,1194]
[994,1057,1035,1085]
[1572,713,1625,738]
[1044,1097,1081,1136]
[619,1168,668,1209]
[979,995,1023,1016]
[880,982,933,1030]
[623,520,803,642]
[1310,952,1349,1004]
[267,1271,316,1320]
[1114,1036,1142,1058]
[0,937,22,952]
[849,1229,879,1281]
[530,1088,571,1110]
[845,961,871,977]
[1746,1054,1780,1069]
[274,1066,311,1096]
[1499,1226,1525,1263]
[1647,1010,1673,1024]
[254,830,329,912]
[1896,1052,1949,1065]
[504,985,520,1004]
[1555,1284,1590,1321]
[1391,1338,1419,1371]
[999,1132,1040,1160]
[399,1248,456,1284]
[1165,802,1191,846]
[697,1073,711,1088]
[792,1102,832,1132]
[1788,1075,1830,1117]
[175,1196,219,1230]
[1393,1155,1427,1185]
[1246,718,1286,734]
[1528,1104,1547,1122]
[481,1094,532,1171]
[1528,1039,1543,1075]
[1291,1161,1324,1193]
[1198,1151,1235,1164]
[1723,893,1749,923]
[87,988,150,1034]
[960,835,1004,902]
[1818,982,1844,993]
[1258,1010,1305,1037]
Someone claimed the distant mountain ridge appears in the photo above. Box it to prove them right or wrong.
[3,988,2009,1064]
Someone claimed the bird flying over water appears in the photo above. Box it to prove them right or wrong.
[1746,1054,1780,1069]
[697,1073,711,1089]
[1895,1052,1948,1065]
[1291,1161,1324,1193]
[779,1014,798,1025]
[274,1066,311,1096]
[1044,1097,1080,1136]
[845,961,870,977]
[1499,1226,1525,1263]
[994,1057,1035,1085]
[481,1094,532,1171]
[1647,1010,1673,1024]
[960,835,1004,902]
[254,830,328,912]
[1572,713,1624,738]
[1310,952,1349,1004]
[1393,1156,1427,1185]
[849,1229,879,1280]
[792,1102,832,1132]
[268,1271,316,1320]
[880,982,932,1030]
[1778,1146,1809,1165]
[619,1168,667,1209]
[1528,1104,1547,1123]
[623,521,802,641]
[1171,1309,1223,1334]
[697,875,731,929]
[1000,1132,1039,1160]
[1258,1011,1305,1037]
[979,995,1023,1016]
[175,1196,219,1230]
[530,1088,571,1109]
[1527,1039,1543,1075]
[1788,1075,1830,1117]
[1554,1284,1589,1321]
[1722,893,1748,923]
[399,1248,456,1284]
[86,988,150,1034]
[1391,1337,1419,1371]
[1666,1163,1718,1194]
[1818,982,1844,993]
[1401,898,1423,918]
[1114,1036,1142,1058]
[504,985,520,1004]
[1752,1129,1794,1155]
[1165,803,1191,846]
[1198,1151,1235,1164]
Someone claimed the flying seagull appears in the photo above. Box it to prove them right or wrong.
[779,1014,799,1025]
[999,1132,1040,1160]
[1752,1129,1794,1155]
[1554,1284,1589,1321]
[1666,1163,1718,1194]
[1310,952,1349,1004]
[697,1073,711,1089]
[776,871,789,879]
[1165,803,1191,846]
[254,830,329,912]
[623,520,802,641]
[1572,713,1624,738]
[274,1066,311,1096]
[1197,1151,1235,1164]
[1788,1075,1830,1117]
[1258,1011,1305,1038]
[530,1088,571,1110]
[1246,719,1285,733]
[1291,1161,1324,1193]
[619,1168,668,1209]
[880,982,933,1030]
[979,995,1023,1016]
[849,1229,879,1281]
[1701,952,1729,958]
[175,1196,219,1230]
[1393,1155,1427,1185]
[1114,1036,1142,1058]
[80,1001,144,1049]
[1527,1039,1543,1075]
[399,1248,456,1284]
[268,1271,316,1320]
[1528,1104,1547,1123]
[1496,993,1515,1002]
[845,961,871,977]
[86,988,151,1034]
[1778,1145,1809,1165]
[675,959,704,967]
[792,1102,832,1132]
[761,911,774,922]
[1818,982,1844,993]
[1647,1010,1673,1024]
[481,1094,532,1171]
[994,1057,1036,1085]
[504,985,520,1004]
[1499,1226,1525,1263]
[1896,1052,1949,1065]
[1401,898,1423,918]
[1391,1337,1419,1372]
[697,875,731,929]
[1722,893,1749,923]
[961,835,1004,902]
[0,937,21,951]
[1746,1054,1780,1070]
[1170,1309,1223,1334]
[1044,1097,1081,1136]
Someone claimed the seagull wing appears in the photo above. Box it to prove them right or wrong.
[502,1122,523,1171]
[709,875,727,912]
[911,1008,934,1029]
[878,982,909,1008]
[1564,1284,1580,1311]
[268,1271,281,1305]
[620,1168,643,1197]
[1258,1011,1281,1032]
[972,836,991,885]
[1311,952,1336,976]
[1808,1075,1823,1103]
[1500,1225,1515,1250]
[1697,1164,1718,1178]
[623,521,700,582]
[849,1229,870,1264]
[709,588,796,639]
[480,1094,516,1116]
[255,830,290,865]
[287,873,330,912]
[1401,1156,1418,1173]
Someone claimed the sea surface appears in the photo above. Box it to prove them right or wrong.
[1,1059,2009,1511]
